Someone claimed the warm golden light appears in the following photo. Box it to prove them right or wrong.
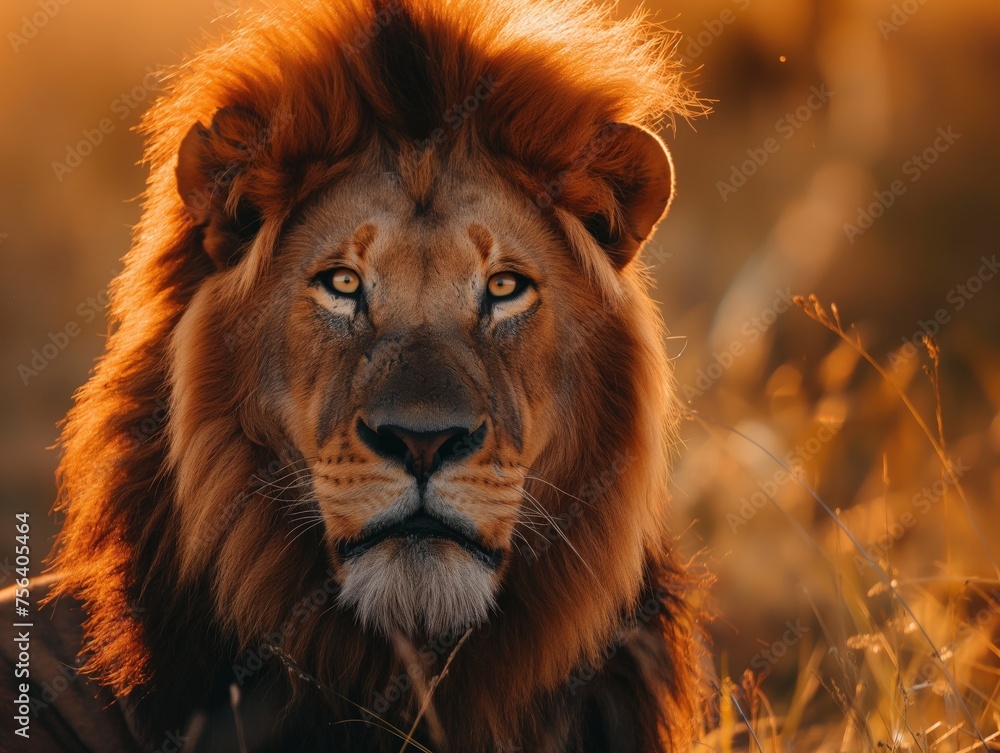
[2,0,999,750]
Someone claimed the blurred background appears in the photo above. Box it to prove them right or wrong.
[2,0,999,748]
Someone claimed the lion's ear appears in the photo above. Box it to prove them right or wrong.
[580,124,674,269]
[176,106,264,269]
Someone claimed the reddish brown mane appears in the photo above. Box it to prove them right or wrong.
[48,0,705,749]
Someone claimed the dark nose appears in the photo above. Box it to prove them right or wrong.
[356,420,487,481]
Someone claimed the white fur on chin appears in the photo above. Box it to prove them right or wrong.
[337,538,497,637]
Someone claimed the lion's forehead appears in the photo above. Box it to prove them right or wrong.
[286,171,550,310]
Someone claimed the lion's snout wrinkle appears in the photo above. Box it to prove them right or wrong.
[360,332,487,426]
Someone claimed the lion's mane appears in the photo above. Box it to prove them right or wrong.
[49,0,705,749]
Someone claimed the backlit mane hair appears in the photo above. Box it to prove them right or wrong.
[49,0,705,748]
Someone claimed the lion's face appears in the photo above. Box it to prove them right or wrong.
[249,167,575,635]
[168,101,676,647]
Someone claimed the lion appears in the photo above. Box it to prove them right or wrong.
[0,0,706,750]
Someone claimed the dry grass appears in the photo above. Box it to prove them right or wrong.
[679,297,1000,752]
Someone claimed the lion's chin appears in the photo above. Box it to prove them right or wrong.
[337,538,498,637]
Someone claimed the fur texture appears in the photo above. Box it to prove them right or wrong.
[47,1,706,750]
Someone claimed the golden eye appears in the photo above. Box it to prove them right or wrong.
[328,268,360,296]
[487,272,522,298]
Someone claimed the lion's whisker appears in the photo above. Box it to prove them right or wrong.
[254,464,316,493]
[284,512,324,526]
[509,529,538,559]
[516,488,607,595]
[284,503,321,516]
[253,455,320,484]
[514,516,547,533]
[277,516,327,559]
[276,493,327,557]
[514,465,595,509]
[284,513,324,535]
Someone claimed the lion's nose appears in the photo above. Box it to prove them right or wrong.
[357,420,486,481]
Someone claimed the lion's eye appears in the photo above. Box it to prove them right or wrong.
[487,272,526,300]
[320,268,361,296]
